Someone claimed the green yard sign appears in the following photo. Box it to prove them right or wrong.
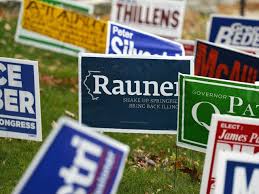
[177,74,259,152]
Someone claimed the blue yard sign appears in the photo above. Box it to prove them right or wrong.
[79,54,193,134]
[215,151,259,194]
[0,57,41,141]
[208,15,259,53]
[13,117,129,194]
[106,22,185,56]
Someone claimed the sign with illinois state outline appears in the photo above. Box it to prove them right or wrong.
[13,117,129,194]
[79,54,193,134]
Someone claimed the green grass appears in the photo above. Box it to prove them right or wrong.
[0,9,205,194]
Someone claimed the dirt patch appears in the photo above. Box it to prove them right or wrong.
[40,75,78,88]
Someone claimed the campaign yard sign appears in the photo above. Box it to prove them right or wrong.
[0,57,41,141]
[16,0,185,57]
[175,39,195,56]
[16,0,106,56]
[79,54,193,134]
[194,40,259,83]
[177,74,259,152]
[208,15,259,53]
[13,117,129,194]
[200,114,259,194]
[215,151,259,194]
[110,0,186,39]
[106,22,185,56]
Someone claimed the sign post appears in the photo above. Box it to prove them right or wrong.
[240,0,246,16]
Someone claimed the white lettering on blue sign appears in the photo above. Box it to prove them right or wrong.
[215,23,259,47]
[111,26,169,56]
[57,135,102,193]
[12,118,129,193]
[232,167,259,194]
[0,63,35,114]
[84,72,179,100]
[0,57,41,141]
[108,24,183,56]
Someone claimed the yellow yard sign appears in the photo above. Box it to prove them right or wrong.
[22,0,108,53]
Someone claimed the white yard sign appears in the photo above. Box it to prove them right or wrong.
[110,0,186,39]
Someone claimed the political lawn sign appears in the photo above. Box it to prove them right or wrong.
[79,54,193,134]
[208,15,259,53]
[194,40,259,83]
[0,57,41,141]
[215,151,259,194]
[106,22,184,56]
[200,114,259,194]
[16,0,106,56]
[16,0,185,57]
[13,117,129,194]
[175,39,195,56]
[177,74,259,152]
[110,0,186,39]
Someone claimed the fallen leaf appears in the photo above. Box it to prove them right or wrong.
[65,110,75,118]
[179,165,201,182]
[40,75,77,89]
[167,184,173,189]
[146,158,156,166]
[0,39,7,45]
[51,121,57,129]
[14,54,24,59]
[4,23,11,31]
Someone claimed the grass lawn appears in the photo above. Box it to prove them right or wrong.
[0,5,207,194]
